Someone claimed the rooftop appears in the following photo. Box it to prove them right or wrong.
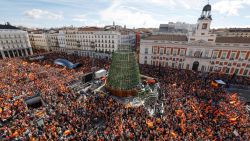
[0,23,19,29]
[78,27,104,31]
[216,36,250,44]
[143,35,188,41]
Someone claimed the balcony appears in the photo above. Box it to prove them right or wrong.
[185,55,211,59]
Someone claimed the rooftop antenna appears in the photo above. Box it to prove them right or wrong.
[208,0,209,4]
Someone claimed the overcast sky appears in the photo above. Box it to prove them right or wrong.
[1,0,250,29]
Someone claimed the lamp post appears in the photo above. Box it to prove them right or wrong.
[91,41,96,71]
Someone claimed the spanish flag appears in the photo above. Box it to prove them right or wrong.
[146,120,153,128]
[12,131,19,137]
[63,130,71,135]
[211,81,218,88]
[171,131,177,138]
[175,110,183,116]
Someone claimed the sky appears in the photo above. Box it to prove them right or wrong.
[0,0,250,29]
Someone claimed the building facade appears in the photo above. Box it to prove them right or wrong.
[158,22,196,34]
[29,31,49,51]
[0,23,33,59]
[139,4,250,76]
[28,26,136,55]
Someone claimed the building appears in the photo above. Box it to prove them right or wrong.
[29,30,49,51]
[139,4,250,76]
[47,30,59,51]
[28,26,136,56]
[214,28,250,37]
[158,22,196,34]
[0,23,33,59]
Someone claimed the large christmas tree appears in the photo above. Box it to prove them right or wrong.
[106,46,140,97]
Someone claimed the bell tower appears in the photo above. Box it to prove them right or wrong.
[195,3,212,36]
[189,2,216,43]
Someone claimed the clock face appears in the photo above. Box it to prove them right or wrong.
[202,23,208,29]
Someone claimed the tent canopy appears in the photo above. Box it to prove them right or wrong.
[54,58,81,69]
[25,95,43,108]
[215,80,226,85]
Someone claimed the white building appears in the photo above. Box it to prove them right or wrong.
[139,4,250,76]
[0,23,33,59]
[29,26,136,55]
[58,30,66,49]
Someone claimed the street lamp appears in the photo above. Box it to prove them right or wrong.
[90,41,96,71]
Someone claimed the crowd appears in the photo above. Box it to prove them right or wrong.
[0,52,249,140]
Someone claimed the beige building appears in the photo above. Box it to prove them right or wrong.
[29,31,49,51]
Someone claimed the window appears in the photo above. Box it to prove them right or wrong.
[204,50,209,57]
[160,48,164,55]
[239,52,246,61]
[194,51,201,58]
[230,52,236,60]
[153,48,158,54]
[173,49,177,56]
[221,52,227,59]
[180,50,185,56]
[212,51,218,59]
[166,48,170,55]
[226,68,230,73]
[235,69,239,75]
[188,50,193,56]
[145,48,148,54]
[172,63,175,68]
[243,70,248,76]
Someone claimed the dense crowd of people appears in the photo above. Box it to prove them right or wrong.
[0,52,249,140]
